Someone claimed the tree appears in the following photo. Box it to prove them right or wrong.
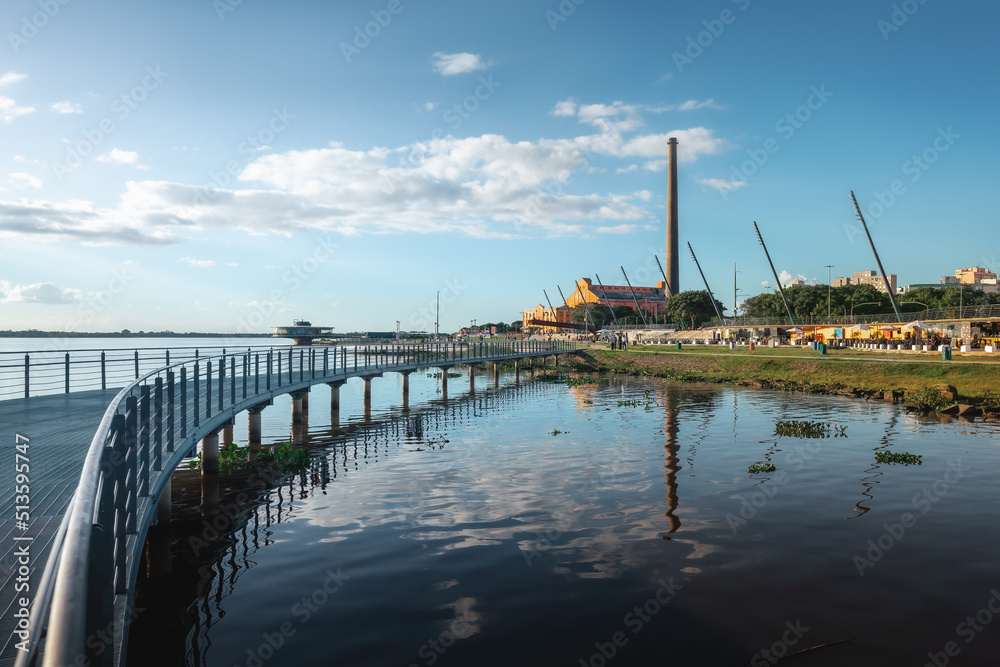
[570,304,613,327]
[663,290,725,329]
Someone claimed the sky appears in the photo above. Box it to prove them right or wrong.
[1,0,997,333]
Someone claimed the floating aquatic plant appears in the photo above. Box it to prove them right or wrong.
[775,420,847,438]
[748,461,777,474]
[875,451,922,465]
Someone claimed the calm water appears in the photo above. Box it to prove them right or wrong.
[127,372,1000,666]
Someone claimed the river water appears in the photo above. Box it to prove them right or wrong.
[124,370,1000,666]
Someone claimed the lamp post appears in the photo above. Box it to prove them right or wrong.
[851,301,881,317]
[825,265,834,320]
[900,301,929,318]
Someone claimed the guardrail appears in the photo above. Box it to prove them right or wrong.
[705,304,1000,329]
[16,340,576,667]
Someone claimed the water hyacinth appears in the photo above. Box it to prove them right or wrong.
[775,420,848,438]
[875,450,922,465]
[748,461,777,474]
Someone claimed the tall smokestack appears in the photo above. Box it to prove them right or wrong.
[666,137,679,296]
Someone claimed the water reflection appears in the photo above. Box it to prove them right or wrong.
[129,376,1000,667]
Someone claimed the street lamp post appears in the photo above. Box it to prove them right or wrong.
[899,301,929,318]
[851,301,881,317]
[825,265,834,320]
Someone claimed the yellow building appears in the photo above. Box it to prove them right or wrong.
[564,278,668,318]
[521,304,572,333]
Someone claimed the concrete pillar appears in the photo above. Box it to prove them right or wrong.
[439,367,449,399]
[530,358,535,377]
[328,381,343,410]
[302,389,309,412]
[292,422,306,445]
[248,405,266,454]
[363,377,372,401]
[468,365,476,393]
[201,432,219,475]
[291,390,307,424]
[514,359,520,384]
[401,372,411,403]
[222,423,233,445]
[493,362,500,387]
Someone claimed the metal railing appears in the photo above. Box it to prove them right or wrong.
[16,340,576,667]
[705,304,1000,329]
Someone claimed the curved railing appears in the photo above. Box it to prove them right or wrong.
[15,340,576,667]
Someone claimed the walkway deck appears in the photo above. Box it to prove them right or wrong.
[0,341,571,667]
[0,390,121,664]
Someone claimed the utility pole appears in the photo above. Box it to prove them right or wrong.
[435,291,440,341]
[734,263,742,318]
[825,265,835,320]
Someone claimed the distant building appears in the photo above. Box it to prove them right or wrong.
[786,278,808,287]
[521,304,572,333]
[832,270,897,294]
[564,278,668,318]
[951,266,997,285]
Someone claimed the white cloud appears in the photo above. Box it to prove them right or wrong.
[51,100,83,114]
[551,99,577,117]
[178,257,216,267]
[95,149,139,165]
[0,280,82,304]
[778,270,817,286]
[0,71,28,87]
[678,99,724,111]
[0,98,735,244]
[616,164,638,173]
[0,96,35,123]
[8,172,42,189]
[424,102,436,112]
[431,52,486,76]
[225,262,239,267]
[657,73,674,84]
[697,177,747,193]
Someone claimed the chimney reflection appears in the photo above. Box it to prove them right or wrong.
[662,386,682,533]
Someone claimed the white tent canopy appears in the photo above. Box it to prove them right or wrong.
[903,320,933,329]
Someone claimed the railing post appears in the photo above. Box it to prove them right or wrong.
[153,377,163,471]
[230,355,236,405]
[181,366,189,436]
[267,351,272,390]
[288,348,293,385]
[255,353,261,394]
[111,413,128,594]
[354,346,358,371]
[101,351,106,390]
[218,356,225,412]
[323,348,329,377]
[139,385,150,497]
[195,361,202,426]
[242,354,247,400]
[64,352,70,393]
[300,349,305,382]
[125,396,138,534]
[167,370,175,452]
[24,353,29,399]
[277,352,282,388]
[134,350,139,379]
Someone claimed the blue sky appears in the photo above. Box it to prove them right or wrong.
[1,0,997,333]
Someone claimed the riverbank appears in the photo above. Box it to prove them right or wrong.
[556,346,1000,414]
